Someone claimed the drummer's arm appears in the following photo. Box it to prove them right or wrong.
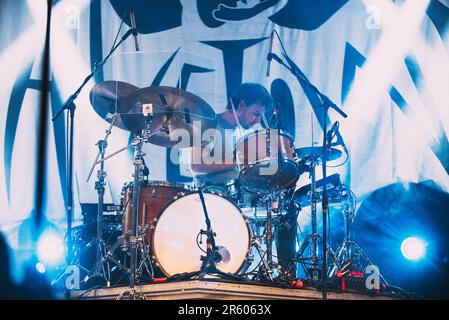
[189,146,237,175]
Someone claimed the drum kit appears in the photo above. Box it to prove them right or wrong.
[58,79,365,300]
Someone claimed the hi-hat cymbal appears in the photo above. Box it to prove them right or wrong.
[295,146,343,162]
[89,80,139,130]
[121,86,217,148]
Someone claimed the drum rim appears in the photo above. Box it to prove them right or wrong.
[238,158,301,192]
[234,128,294,146]
[122,180,192,190]
[150,191,253,277]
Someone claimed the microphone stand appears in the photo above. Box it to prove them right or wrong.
[269,52,347,299]
[51,28,136,281]
[167,186,245,282]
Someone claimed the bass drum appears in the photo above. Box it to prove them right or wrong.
[151,192,253,276]
[121,181,191,244]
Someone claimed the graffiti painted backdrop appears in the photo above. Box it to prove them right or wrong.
[1,0,449,277]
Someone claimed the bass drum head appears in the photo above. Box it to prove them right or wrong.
[152,193,251,276]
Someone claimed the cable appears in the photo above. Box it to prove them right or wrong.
[109,8,129,55]
[196,232,207,254]
[74,285,103,299]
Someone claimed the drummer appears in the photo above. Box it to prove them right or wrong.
[189,82,272,187]
[189,82,298,278]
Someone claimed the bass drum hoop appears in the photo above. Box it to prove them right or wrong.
[150,192,254,277]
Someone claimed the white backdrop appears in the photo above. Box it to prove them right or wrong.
[1,0,449,274]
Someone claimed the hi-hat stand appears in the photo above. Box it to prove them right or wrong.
[285,154,337,282]
[81,116,128,287]
[117,132,148,300]
[328,189,390,289]
[50,25,137,289]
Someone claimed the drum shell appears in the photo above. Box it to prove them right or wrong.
[234,129,300,192]
[150,192,253,276]
[121,181,190,243]
[235,129,295,166]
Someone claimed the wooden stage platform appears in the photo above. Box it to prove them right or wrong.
[70,280,399,300]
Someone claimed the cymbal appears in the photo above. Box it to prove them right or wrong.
[295,146,343,162]
[89,81,139,130]
[121,86,217,148]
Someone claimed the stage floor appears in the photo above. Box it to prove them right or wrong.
[69,280,399,300]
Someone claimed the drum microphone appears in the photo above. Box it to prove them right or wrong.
[326,121,339,146]
[141,157,150,176]
[266,30,275,77]
[269,102,280,128]
[130,10,139,51]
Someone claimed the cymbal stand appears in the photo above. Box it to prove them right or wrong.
[328,189,390,287]
[117,132,147,300]
[259,190,281,280]
[286,155,337,282]
[81,116,126,287]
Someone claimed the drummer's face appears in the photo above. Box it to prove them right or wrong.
[238,102,265,129]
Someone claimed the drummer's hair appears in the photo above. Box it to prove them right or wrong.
[226,83,273,110]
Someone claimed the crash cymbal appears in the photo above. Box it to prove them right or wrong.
[89,80,139,130]
[295,146,343,162]
[121,86,217,148]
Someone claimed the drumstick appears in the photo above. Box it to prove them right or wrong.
[261,112,270,128]
[229,98,245,137]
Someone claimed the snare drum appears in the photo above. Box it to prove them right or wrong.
[151,192,253,276]
[120,181,191,243]
[234,129,300,192]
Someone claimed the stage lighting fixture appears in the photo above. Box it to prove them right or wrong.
[401,236,426,261]
[35,262,46,274]
[36,230,65,266]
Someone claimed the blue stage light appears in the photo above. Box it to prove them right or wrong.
[401,237,426,261]
[36,230,65,266]
[35,262,46,274]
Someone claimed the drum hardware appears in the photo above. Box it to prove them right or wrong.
[327,188,390,288]
[81,116,127,287]
[269,47,348,298]
[117,131,147,300]
[284,148,340,285]
[51,28,137,276]
[248,237,273,281]
[170,187,245,282]
[120,86,217,147]
[294,173,343,208]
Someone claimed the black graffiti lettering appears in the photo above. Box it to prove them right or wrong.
[269,0,349,30]
[201,38,266,100]
[269,79,296,139]
[109,0,182,34]
[168,63,215,182]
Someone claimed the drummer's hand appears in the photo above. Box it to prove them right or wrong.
[190,146,237,174]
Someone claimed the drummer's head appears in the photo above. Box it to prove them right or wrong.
[227,83,272,129]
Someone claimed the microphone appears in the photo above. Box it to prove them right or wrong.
[269,102,280,128]
[326,121,339,146]
[265,30,274,77]
[215,246,230,263]
[130,10,139,51]
[141,157,149,176]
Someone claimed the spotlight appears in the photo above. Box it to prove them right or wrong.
[401,237,426,261]
[35,262,46,274]
[36,230,65,266]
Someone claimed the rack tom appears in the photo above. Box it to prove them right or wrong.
[234,129,300,192]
